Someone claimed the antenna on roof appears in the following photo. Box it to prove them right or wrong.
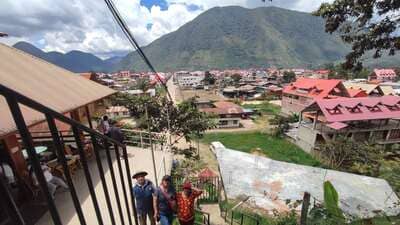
[0,32,8,37]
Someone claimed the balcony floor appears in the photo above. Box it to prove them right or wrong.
[35,146,172,225]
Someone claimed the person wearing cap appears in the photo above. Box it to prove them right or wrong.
[176,182,203,225]
[133,171,156,225]
[153,175,177,225]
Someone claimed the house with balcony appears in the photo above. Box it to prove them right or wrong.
[296,96,400,152]
[282,78,350,115]
[0,43,119,223]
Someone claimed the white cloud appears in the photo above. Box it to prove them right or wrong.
[0,0,332,58]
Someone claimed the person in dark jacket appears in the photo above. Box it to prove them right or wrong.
[153,175,177,225]
[133,171,156,225]
[108,120,124,143]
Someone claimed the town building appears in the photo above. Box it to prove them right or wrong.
[282,78,350,115]
[106,106,130,119]
[123,88,156,97]
[200,101,244,128]
[369,69,397,82]
[175,71,204,89]
[296,96,400,152]
[344,82,386,97]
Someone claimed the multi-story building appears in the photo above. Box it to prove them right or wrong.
[296,96,400,152]
[175,71,205,89]
[282,78,350,115]
[369,69,397,82]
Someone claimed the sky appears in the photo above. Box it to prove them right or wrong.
[0,0,331,59]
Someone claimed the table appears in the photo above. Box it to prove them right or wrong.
[22,146,48,159]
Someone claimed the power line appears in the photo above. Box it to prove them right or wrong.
[103,0,173,102]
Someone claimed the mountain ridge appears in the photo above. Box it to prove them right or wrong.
[12,41,117,73]
[116,6,350,71]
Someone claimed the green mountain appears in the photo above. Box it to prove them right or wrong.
[117,6,352,71]
[13,41,117,73]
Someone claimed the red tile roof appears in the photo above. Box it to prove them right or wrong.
[313,96,400,122]
[283,78,347,99]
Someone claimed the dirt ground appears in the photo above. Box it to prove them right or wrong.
[179,89,227,102]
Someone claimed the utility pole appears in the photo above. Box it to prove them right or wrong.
[146,105,158,186]
[166,104,172,151]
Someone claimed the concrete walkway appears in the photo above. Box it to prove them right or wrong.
[201,204,229,225]
[37,146,172,225]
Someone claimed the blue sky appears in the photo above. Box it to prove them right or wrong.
[140,0,168,11]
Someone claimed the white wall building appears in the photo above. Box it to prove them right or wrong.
[175,71,205,88]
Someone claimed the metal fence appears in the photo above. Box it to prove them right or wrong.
[122,129,166,150]
[219,205,261,225]
[0,83,138,225]
[173,176,221,204]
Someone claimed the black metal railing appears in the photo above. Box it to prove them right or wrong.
[173,176,221,204]
[0,83,138,225]
[219,205,260,225]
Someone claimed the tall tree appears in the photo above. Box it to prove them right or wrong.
[203,71,216,85]
[315,1,400,70]
[282,71,296,83]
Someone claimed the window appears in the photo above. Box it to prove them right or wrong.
[219,120,228,126]
[347,106,362,113]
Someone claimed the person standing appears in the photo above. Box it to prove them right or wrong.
[98,115,110,135]
[108,120,124,144]
[133,171,156,225]
[153,175,177,225]
[176,182,203,225]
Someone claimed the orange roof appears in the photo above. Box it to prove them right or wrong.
[346,88,368,98]
[283,78,347,99]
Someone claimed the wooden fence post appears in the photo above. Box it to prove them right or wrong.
[300,192,311,225]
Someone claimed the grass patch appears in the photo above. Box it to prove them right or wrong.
[201,131,321,167]
[242,102,281,116]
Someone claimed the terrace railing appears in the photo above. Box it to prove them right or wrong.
[0,83,138,225]
[122,129,166,150]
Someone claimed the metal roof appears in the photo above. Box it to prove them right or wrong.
[0,43,116,137]
[283,78,348,99]
[310,96,400,123]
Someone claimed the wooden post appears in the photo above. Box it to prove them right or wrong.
[85,105,93,129]
[140,132,143,148]
[313,110,319,130]
[300,192,311,225]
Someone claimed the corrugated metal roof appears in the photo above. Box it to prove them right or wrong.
[313,96,400,122]
[344,82,380,95]
[0,43,116,137]
[283,78,348,99]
